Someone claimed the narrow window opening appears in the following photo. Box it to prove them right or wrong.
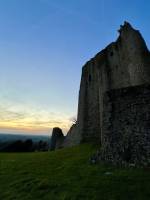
[89,74,91,83]
[110,51,114,56]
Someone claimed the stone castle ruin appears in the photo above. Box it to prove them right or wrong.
[50,22,150,166]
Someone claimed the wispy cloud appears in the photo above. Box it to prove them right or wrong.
[0,102,72,135]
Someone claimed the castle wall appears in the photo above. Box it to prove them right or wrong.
[101,84,150,165]
[77,60,102,143]
[76,22,150,144]
[52,22,150,164]
[107,24,150,89]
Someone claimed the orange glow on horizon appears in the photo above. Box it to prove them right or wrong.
[0,110,72,135]
[0,103,74,134]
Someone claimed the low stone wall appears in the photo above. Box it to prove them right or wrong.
[63,124,81,147]
[101,84,150,166]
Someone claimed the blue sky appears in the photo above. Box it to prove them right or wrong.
[0,0,150,135]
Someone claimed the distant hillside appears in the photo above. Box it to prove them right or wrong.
[0,133,50,142]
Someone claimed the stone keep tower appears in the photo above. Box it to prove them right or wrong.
[53,22,150,165]
[66,22,150,145]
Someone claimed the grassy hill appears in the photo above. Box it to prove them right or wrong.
[0,144,149,200]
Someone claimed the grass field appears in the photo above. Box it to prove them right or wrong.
[0,144,150,200]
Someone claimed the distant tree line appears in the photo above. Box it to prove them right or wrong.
[0,139,50,152]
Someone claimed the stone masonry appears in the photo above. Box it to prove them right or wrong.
[52,22,150,165]
[76,21,150,145]
[101,85,150,166]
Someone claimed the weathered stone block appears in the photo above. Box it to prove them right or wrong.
[50,127,64,150]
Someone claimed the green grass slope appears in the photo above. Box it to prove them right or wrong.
[0,144,150,200]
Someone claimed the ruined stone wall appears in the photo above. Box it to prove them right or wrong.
[107,23,150,89]
[62,124,81,147]
[76,22,150,144]
[52,22,150,165]
[59,22,150,162]
[77,59,102,143]
[50,127,65,150]
[101,84,150,166]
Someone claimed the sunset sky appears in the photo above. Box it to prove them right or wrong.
[0,0,150,135]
